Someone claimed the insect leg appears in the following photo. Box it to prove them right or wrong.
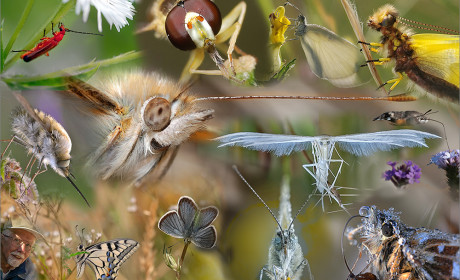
[357,41,383,52]
[302,162,327,211]
[215,2,247,74]
[180,49,206,83]
[259,265,271,280]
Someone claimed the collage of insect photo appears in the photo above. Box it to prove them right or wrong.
[1,0,459,279]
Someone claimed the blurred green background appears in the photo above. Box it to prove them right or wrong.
[1,0,458,279]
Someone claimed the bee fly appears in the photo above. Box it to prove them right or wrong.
[8,92,90,206]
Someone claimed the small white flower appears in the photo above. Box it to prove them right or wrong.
[63,0,135,32]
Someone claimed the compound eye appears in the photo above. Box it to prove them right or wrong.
[381,223,394,237]
[381,14,396,27]
[57,159,70,168]
[165,0,222,51]
[143,97,171,131]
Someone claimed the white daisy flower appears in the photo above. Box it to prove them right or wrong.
[63,0,135,32]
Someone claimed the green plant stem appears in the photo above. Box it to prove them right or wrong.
[176,241,190,280]
[3,0,76,71]
[2,0,35,64]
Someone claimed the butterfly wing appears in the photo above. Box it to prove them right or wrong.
[65,77,124,115]
[178,196,199,231]
[195,206,219,231]
[191,225,217,249]
[158,210,186,239]
[191,206,219,247]
[296,16,364,87]
[333,129,440,156]
[410,34,459,88]
[76,239,139,279]
[407,228,460,279]
[216,132,315,156]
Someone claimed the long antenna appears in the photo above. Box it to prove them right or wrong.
[420,110,450,150]
[397,17,459,35]
[341,214,363,278]
[232,165,283,231]
[65,29,103,36]
[195,94,416,102]
[288,191,314,232]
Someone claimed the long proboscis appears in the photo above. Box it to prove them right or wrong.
[195,94,416,102]
[232,165,283,232]
[66,176,91,207]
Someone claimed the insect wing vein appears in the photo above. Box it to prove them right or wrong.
[335,130,440,156]
[194,206,219,232]
[216,132,314,156]
[158,210,186,238]
[191,225,217,249]
[411,34,459,87]
[300,23,363,87]
[178,196,199,231]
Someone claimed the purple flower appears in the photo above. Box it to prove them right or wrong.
[382,160,422,188]
[430,150,459,191]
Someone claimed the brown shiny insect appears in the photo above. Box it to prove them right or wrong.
[139,0,249,84]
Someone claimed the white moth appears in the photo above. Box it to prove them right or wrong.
[219,130,440,212]
[233,166,313,280]
[64,71,214,185]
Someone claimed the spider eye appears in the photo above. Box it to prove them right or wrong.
[143,97,171,131]
[381,223,394,237]
[165,0,222,51]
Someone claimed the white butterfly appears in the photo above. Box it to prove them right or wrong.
[291,7,364,88]
[158,196,218,249]
[218,129,440,212]
[75,238,139,279]
[233,166,313,280]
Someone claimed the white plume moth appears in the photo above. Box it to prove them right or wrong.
[218,130,440,212]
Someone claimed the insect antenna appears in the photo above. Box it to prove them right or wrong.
[232,165,283,231]
[66,176,91,207]
[283,0,303,15]
[397,17,459,35]
[341,214,364,278]
[287,191,313,232]
[64,29,103,36]
[194,94,417,102]
[423,114,450,150]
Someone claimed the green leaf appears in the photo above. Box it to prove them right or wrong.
[3,0,75,71]
[2,0,35,63]
[1,159,6,182]
[272,58,296,81]
[9,180,18,199]
[1,50,142,90]
[69,251,88,257]
[1,20,4,73]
